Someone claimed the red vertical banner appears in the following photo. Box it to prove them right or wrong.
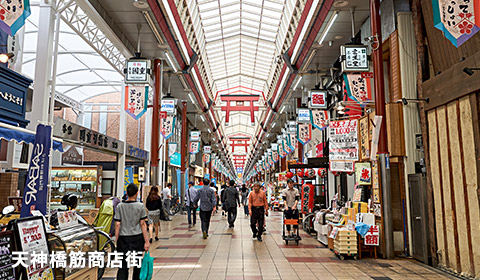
[301,182,315,214]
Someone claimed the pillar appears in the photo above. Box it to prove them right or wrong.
[180,101,188,208]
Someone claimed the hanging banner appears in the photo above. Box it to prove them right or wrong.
[189,141,200,154]
[203,154,211,164]
[329,119,358,161]
[168,142,177,157]
[297,108,311,123]
[21,124,52,217]
[190,131,201,142]
[297,123,312,145]
[124,85,148,120]
[329,161,355,173]
[0,0,31,36]
[355,162,372,185]
[203,145,211,154]
[160,115,175,139]
[432,0,480,47]
[311,109,329,130]
[343,73,372,104]
[309,90,328,109]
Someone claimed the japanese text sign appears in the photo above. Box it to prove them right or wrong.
[160,115,175,139]
[341,45,369,72]
[355,162,372,185]
[161,99,176,115]
[124,86,148,120]
[125,60,149,83]
[344,73,372,104]
[329,161,354,172]
[364,225,380,246]
[311,110,329,130]
[190,131,201,142]
[189,141,200,154]
[309,90,327,109]
[203,145,211,154]
[0,0,31,36]
[329,120,358,161]
[297,108,311,123]
[297,123,312,145]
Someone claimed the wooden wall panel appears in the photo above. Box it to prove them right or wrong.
[420,0,480,74]
[436,107,458,271]
[427,110,446,267]
[386,103,406,157]
[390,30,402,102]
[459,97,480,278]
[446,103,472,275]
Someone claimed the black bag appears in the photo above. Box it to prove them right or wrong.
[159,200,170,221]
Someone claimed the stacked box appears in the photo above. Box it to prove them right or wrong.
[334,231,358,255]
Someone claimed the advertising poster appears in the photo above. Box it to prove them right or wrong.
[0,231,14,280]
[16,218,53,280]
[355,162,372,185]
[329,119,358,161]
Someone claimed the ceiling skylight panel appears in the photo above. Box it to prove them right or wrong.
[260,15,279,26]
[221,12,241,23]
[220,3,241,15]
[200,8,220,19]
[264,0,285,11]
[242,13,261,23]
[241,25,260,35]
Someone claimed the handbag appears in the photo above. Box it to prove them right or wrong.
[139,251,154,280]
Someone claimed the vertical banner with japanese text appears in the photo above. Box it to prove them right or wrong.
[124,86,148,119]
[160,115,175,139]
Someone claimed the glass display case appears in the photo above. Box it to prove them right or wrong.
[48,224,98,279]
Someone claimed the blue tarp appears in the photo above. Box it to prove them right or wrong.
[0,126,63,152]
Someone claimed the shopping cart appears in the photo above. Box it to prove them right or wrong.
[282,210,302,245]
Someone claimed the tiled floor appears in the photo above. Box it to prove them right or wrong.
[103,209,455,280]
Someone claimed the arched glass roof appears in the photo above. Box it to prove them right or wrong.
[21,4,124,103]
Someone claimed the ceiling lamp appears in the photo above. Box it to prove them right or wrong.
[319,11,338,45]
[333,0,349,8]
[133,0,149,9]
[0,53,14,63]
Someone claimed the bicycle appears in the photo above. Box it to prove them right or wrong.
[170,196,184,215]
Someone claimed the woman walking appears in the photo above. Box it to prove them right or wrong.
[146,186,162,243]
[241,184,250,216]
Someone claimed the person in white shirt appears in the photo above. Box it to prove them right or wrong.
[162,183,173,215]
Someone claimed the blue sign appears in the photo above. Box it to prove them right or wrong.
[204,173,210,180]
[170,152,181,167]
[21,124,52,217]
[127,144,149,161]
[0,67,32,127]
[211,178,217,186]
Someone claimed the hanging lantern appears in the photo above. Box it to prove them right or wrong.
[317,168,327,177]
[297,169,304,177]
[332,171,339,176]
[347,171,354,176]
[286,171,294,178]
[306,169,315,177]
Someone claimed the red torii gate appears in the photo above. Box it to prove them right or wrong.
[221,95,259,125]
[230,137,250,153]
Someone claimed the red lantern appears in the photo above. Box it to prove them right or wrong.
[306,169,315,177]
[347,171,354,176]
[297,170,304,177]
[332,171,339,176]
[318,168,326,177]
[286,171,294,178]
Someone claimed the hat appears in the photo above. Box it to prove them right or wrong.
[287,179,294,184]
[188,181,194,185]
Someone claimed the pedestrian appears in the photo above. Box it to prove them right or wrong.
[210,182,218,214]
[282,179,300,236]
[219,184,227,216]
[146,186,162,243]
[224,180,240,228]
[114,183,149,280]
[193,178,217,239]
[162,183,173,216]
[241,184,250,216]
[248,183,268,242]
[186,181,198,228]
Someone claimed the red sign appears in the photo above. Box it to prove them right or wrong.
[364,225,380,246]
[310,90,327,109]
[301,182,315,214]
[159,111,167,119]
[361,72,374,79]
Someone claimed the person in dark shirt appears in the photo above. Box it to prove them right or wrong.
[225,180,240,228]
[193,178,216,239]
[146,186,163,243]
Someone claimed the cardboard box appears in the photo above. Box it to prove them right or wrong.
[79,208,99,224]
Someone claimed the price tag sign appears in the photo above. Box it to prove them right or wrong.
[364,225,380,246]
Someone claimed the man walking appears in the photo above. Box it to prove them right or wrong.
[114,183,150,280]
[248,183,268,242]
[162,183,173,215]
[282,179,300,236]
[224,180,240,228]
[186,181,198,228]
[193,178,216,239]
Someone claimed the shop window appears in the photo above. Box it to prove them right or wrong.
[102,178,113,195]
[83,105,92,128]
[99,105,107,134]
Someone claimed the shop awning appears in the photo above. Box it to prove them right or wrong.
[0,124,64,152]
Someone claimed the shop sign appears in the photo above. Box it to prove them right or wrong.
[124,86,148,120]
[432,0,480,47]
[341,45,369,72]
[21,125,51,218]
[194,166,204,177]
[8,197,22,212]
[329,120,358,161]
[189,141,200,154]
[344,73,372,103]
[0,230,15,280]
[160,115,175,139]
[126,144,149,161]
[297,108,311,123]
[54,118,124,154]
[203,145,211,154]
[0,67,32,127]
[309,90,328,109]
[297,123,312,145]
[62,146,82,165]
[355,162,371,185]
[364,225,380,246]
[301,183,315,214]
[161,99,176,115]
[168,142,177,157]
[359,116,370,160]
[203,154,211,164]
[316,142,324,157]
[190,130,201,142]
[125,59,150,84]
[329,161,354,172]
[13,217,54,280]
[311,110,329,130]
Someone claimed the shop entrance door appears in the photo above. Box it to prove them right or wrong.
[408,174,430,264]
